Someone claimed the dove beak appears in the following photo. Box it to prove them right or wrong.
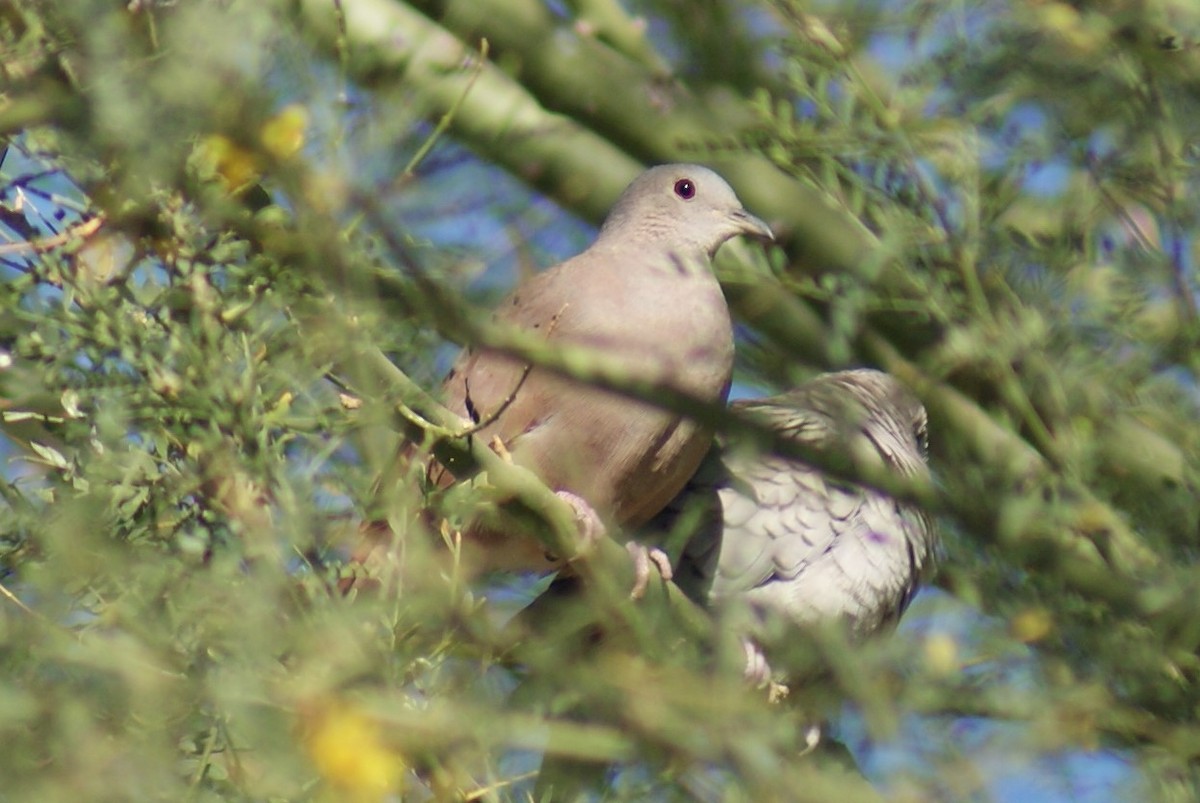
[730,209,775,243]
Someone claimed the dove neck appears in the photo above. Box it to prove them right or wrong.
[586,234,713,279]
[596,213,716,261]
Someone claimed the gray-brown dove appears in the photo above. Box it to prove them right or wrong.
[431,164,774,577]
[661,369,937,682]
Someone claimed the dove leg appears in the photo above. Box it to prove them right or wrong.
[737,638,820,753]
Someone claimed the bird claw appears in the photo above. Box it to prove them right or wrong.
[797,723,821,755]
[742,637,775,689]
[552,492,673,600]
[626,542,673,600]
[555,490,607,556]
[739,640,795,713]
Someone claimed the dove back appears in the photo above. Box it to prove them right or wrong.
[669,369,937,638]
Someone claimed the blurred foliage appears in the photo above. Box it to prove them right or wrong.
[2,0,1200,800]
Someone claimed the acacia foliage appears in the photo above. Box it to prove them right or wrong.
[1,0,1199,800]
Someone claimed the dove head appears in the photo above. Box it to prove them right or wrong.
[834,370,930,467]
[597,164,774,258]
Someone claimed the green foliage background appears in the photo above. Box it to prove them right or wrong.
[2,0,1200,799]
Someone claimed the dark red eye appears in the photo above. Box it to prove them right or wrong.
[674,178,695,199]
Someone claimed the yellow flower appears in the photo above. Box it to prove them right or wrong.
[199,105,308,193]
[1011,607,1054,643]
[301,700,404,802]
[199,133,260,193]
[922,632,959,676]
[260,104,308,161]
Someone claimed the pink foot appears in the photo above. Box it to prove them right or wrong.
[741,639,793,706]
[742,637,774,688]
[555,490,607,555]
[625,542,674,600]
[552,492,673,599]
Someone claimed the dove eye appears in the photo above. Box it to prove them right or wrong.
[674,178,696,199]
[914,418,929,455]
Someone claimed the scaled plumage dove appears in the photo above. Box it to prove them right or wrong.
[431,164,774,576]
[661,369,937,683]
